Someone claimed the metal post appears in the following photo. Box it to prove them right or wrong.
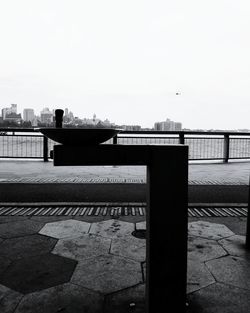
[43,136,48,162]
[246,176,250,249]
[223,134,230,163]
[113,135,118,145]
[179,132,185,144]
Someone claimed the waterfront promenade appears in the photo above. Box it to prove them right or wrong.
[0,159,249,205]
[0,160,250,312]
[0,159,250,184]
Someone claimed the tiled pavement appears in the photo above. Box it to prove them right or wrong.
[0,160,250,312]
[0,215,250,312]
[0,160,249,185]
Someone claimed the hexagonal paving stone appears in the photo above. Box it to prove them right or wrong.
[136,221,146,230]
[39,219,90,239]
[206,255,250,290]
[52,234,111,261]
[89,219,134,239]
[218,235,250,258]
[104,283,146,313]
[0,220,45,239]
[0,257,12,276]
[0,254,77,294]
[187,259,215,294]
[15,283,103,313]
[187,282,250,313]
[0,234,57,260]
[188,236,227,262]
[188,221,235,240]
[0,284,23,313]
[71,254,142,294]
[74,215,113,223]
[111,236,146,262]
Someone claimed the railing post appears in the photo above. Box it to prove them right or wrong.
[179,132,185,144]
[223,134,230,163]
[246,176,250,249]
[113,135,118,145]
[43,136,48,162]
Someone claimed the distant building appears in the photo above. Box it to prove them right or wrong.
[4,112,22,123]
[40,107,53,124]
[154,118,182,131]
[23,109,35,122]
[2,104,18,120]
[175,122,182,131]
[122,125,141,131]
[11,104,17,113]
[63,108,74,123]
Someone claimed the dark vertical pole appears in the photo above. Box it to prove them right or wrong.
[43,136,48,162]
[146,146,188,313]
[179,132,185,144]
[113,135,118,145]
[223,134,230,163]
[246,176,250,249]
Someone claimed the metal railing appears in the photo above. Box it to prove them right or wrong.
[0,128,250,162]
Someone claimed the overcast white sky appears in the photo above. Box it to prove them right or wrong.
[0,0,250,129]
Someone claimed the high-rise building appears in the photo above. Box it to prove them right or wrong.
[154,118,182,131]
[10,104,17,114]
[175,122,182,131]
[23,109,35,122]
[4,112,22,123]
[40,107,53,124]
[2,104,18,120]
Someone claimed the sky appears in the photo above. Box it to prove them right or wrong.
[0,0,250,130]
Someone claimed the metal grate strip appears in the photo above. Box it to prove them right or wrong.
[0,206,248,217]
[187,207,248,217]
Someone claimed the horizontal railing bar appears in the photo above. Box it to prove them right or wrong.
[1,128,250,136]
[0,156,42,159]
[117,136,179,139]
[185,137,225,140]
[1,134,44,137]
[0,128,38,132]
[189,158,227,160]
[118,131,250,136]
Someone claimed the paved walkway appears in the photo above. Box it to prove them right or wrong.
[0,215,250,312]
[1,160,250,312]
[1,160,249,205]
[0,160,250,184]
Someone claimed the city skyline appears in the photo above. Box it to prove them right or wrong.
[1,103,250,131]
[1,103,184,130]
[0,1,250,130]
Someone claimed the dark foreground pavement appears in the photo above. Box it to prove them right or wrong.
[0,212,250,313]
[0,183,249,204]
